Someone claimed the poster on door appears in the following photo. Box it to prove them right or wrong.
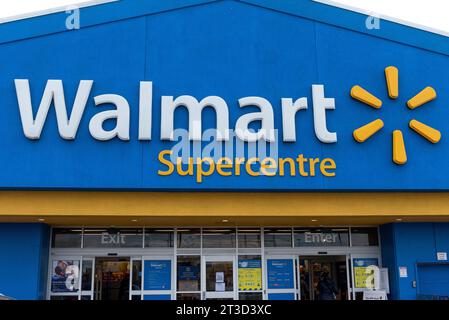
[177,264,200,291]
[51,260,80,293]
[267,259,294,289]
[353,258,379,289]
[144,260,172,290]
[238,259,262,291]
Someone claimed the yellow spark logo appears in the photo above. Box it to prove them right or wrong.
[350,66,441,165]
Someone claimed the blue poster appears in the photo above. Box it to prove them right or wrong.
[268,293,296,300]
[267,259,294,289]
[144,260,171,291]
[143,294,171,300]
[239,259,262,269]
[178,265,199,281]
[353,258,379,268]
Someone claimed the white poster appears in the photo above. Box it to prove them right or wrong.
[215,282,225,292]
[399,266,408,278]
[437,252,447,261]
[363,290,388,300]
[380,268,390,294]
[216,272,224,283]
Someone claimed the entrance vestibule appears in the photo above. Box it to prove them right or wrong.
[48,227,381,300]
[299,256,349,300]
[94,257,130,300]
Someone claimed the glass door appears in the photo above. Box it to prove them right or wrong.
[129,257,142,300]
[265,255,298,300]
[94,257,130,300]
[298,256,349,300]
[202,255,236,300]
[80,258,95,300]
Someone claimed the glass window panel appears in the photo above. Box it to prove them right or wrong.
[177,228,201,248]
[131,260,142,291]
[294,228,349,247]
[206,261,233,292]
[264,228,292,247]
[238,229,261,248]
[351,227,379,246]
[81,260,93,291]
[177,293,201,300]
[144,229,174,248]
[81,296,92,300]
[51,228,82,248]
[131,295,142,300]
[202,229,236,248]
[238,255,262,291]
[239,292,263,300]
[177,256,201,292]
[83,228,143,248]
[51,260,80,293]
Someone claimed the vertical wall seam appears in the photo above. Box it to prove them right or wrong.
[392,224,400,300]
[312,21,326,190]
[140,16,149,188]
[36,224,50,300]
[433,222,438,255]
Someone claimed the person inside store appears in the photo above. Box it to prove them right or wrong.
[300,273,310,300]
[316,266,338,300]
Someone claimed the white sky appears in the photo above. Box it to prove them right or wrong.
[316,0,449,36]
[0,0,448,36]
[0,0,113,23]
[0,0,85,18]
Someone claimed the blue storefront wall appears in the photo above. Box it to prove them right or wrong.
[380,223,449,300]
[0,222,448,300]
[0,223,50,300]
[0,0,448,301]
[0,1,449,191]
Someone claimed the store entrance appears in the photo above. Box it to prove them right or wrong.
[94,257,130,300]
[299,256,348,300]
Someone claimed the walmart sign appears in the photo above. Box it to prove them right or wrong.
[15,80,337,144]
[0,0,448,190]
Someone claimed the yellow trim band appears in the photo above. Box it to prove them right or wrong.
[0,191,448,216]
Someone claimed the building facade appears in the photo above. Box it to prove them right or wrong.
[0,0,449,300]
